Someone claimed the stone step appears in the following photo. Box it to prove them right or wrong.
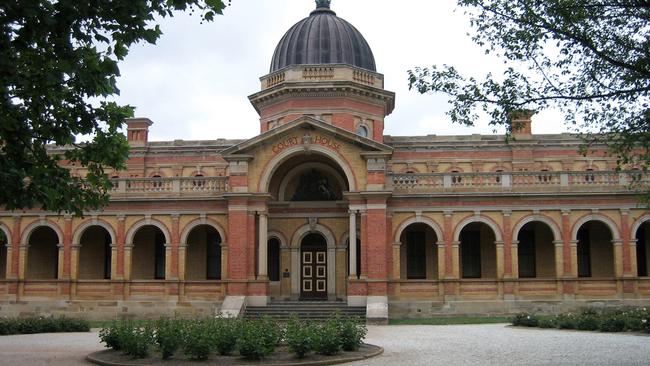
[243,302,366,321]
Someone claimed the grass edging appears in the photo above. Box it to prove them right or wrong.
[389,316,510,326]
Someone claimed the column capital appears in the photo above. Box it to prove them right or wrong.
[116,214,126,220]
[620,208,630,215]
[561,209,571,216]
[443,210,453,218]
[171,213,181,219]
[612,239,624,246]
[452,241,460,248]
[501,210,512,217]
[569,240,578,247]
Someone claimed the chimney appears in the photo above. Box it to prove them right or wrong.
[509,109,535,139]
[125,118,153,147]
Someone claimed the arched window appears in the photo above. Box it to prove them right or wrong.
[636,221,649,277]
[132,226,166,280]
[185,225,222,280]
[27,226,59,279]
[356,124,369,138]
[517,222,556,278]
[460,222,497,279]
[577,221,614,278]
[78,226,112,280]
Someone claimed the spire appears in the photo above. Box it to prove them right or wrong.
[315,0,331,9]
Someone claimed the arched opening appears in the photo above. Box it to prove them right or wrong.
[0,230,7,279]
[346,237,361,279]
[300,233,327,300]
[459,222,497,279]
[78,226,112,279]
[577,221,614,278]
[636,221,649,277]
[400,223,438,280]
[132,226,166,280]
[268,154,349,202]
[517,222,556,278]
[268,238,281,282]
[185,225,221,280]
[27,226,59,279]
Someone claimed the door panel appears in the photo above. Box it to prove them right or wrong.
[300,234,327,299]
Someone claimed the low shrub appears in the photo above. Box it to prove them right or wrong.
[237,319,276,360]
[337,316,367,352]
[213,317,239,356]
[575,310,600,331]
[122,324,154,359]
[99,321,132,351]
[0,316,89,336]
[155,317,184,359]
[554,313,576,329]
[182,319,213,361]
[511,313,539,327]
[599,312,626,333]
[284,316,314,358]
[537,317,556,329]
[313,318,342,356]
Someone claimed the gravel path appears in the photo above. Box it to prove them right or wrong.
[0,324,648,366]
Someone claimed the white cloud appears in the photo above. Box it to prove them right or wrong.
[113,0,570,142]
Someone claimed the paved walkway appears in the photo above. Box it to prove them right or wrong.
[0,324,648,365]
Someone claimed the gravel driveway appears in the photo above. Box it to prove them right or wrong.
[0,324,648,366]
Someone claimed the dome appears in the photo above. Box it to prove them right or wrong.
[269,1,376,73]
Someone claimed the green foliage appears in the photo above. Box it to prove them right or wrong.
[182,319,213,361]
[0,0,231,215]
[312,318,342,356]
[154,317,184,359]
[537,317,556,329]
[121,324,154,359]
[0,316,89,336]
[554,313,577,329]
[284,316,314,358]
[599,311,626,333]
[408,1,650,184]
[575,310,600,331]
[99,321,130,351]
[337,316,367,352]
[511,313,539,327]
[213,317,239,356]
[237,318,278,360]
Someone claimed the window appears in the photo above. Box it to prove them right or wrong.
[637,226,648,277]
[154,232,165,279]
[193,174,205,188]
[206,232,222,280]
[451,170,462,184]
[577,227,591,277]
[584,169,595,183]
[356,124,369,138]
[461,230,481,278]
[406,231,426,279]
[518,230,536,278]
[268,238,281,281]
[152,174,163,189]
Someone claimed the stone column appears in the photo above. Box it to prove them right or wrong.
[570,240,579,278]
[436,242,446,279]
[124,245,133,280]
[258,212,268,279]
[57,243,65,280]
[70,244,81,280]
[451,241,461,279]
[359,209,368,279]
[561,210,573,276]
[62,215,73,279]
[495,241,505,279]
[170,214,180,280]
[620,210,633,276]
[444,212,455,278]
[553,240,564,278]
[502,211,513,278]
[511,241,520,278]
[116,215,126,279]
[613,239,624,278]
[348,210,357,279]
[18,244,28,280]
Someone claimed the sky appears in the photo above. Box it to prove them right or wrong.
[113,0,569,142]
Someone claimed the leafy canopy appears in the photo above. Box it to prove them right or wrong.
[408,1,649,168]
[0,0,230,216]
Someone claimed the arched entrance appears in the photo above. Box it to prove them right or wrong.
[300,233,328,300]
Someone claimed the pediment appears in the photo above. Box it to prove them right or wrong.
[220,116,393,157]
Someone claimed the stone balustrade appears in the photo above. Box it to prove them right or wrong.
[390,171,648,194]
[109,176,229,199]
[260,64,385,90]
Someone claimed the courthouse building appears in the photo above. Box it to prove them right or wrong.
[0,1,649,321]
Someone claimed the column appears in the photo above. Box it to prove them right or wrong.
[365,198,388,295]
[620,210,633,276]
[348,210,357,279]
[170,214,180,279]
[226,198,250,295]
[553,240,564,278]
[561,210,573,277]
[392,242,401,280]
[116,215,126,279]
[502,211,513,278]
[258,212,268,279]
[613,239,624,278]
[62,215,72,279]
[495,241,505,279]
[443,211,455,278]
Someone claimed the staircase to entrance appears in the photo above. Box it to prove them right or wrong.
[244,300,366,322]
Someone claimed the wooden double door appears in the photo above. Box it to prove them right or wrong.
[300,233,327,299]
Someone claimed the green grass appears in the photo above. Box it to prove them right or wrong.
[389,316,510,325]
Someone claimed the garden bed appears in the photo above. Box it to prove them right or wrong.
[510,307,650,333]
[87,344,383,366]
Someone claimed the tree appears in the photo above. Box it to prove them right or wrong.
[408,1,649,170]
[0,0,230,216]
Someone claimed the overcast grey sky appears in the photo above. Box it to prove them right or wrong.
[113,0,568,141]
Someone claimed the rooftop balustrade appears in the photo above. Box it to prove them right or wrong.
[109,176,229,200]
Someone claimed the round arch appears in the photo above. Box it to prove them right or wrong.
[268,230,289,248]
[258,145,357,193]
[21,219,63,246]
[394,216,444,244]
[277,162,348,201]
[453,215,503,242]
[631,214,650,239]
[0,223,12,246]
[571,214,621,241]
[125,218,171,245]
[512,215,561,242]
[72,219,116,246]
[290,223,337,249]
[180,218,227,246]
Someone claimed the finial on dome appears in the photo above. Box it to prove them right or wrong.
[315,0,331,9]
